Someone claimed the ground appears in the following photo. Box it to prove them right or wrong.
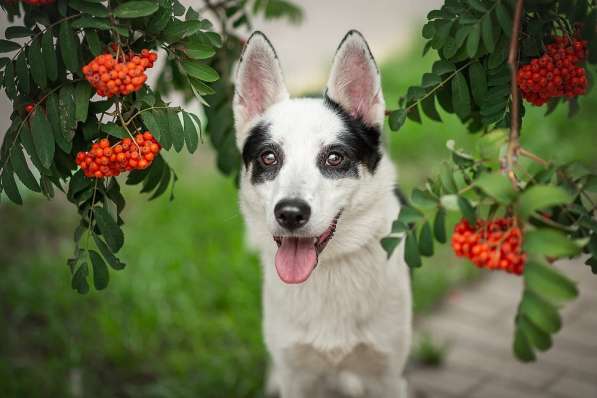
[409,259,597,398]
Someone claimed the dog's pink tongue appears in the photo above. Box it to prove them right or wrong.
[275,237,318,284]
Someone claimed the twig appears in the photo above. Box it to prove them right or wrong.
[519,147,550,167]
[503,0,525,188]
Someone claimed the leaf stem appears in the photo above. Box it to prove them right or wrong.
[124,106,175,126]
[387,60,473,116]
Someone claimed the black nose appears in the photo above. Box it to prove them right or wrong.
[274,199,311,230]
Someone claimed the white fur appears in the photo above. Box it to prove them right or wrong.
[233,31,412,398]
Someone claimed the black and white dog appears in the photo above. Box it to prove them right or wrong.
[232,30,412,398]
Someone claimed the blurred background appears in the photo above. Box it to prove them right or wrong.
[1,1,597,397]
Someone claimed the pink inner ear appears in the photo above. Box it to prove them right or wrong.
[238,49,280,121]
[343,50,376,119]
[330,43,381,125]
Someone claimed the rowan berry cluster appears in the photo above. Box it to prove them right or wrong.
[76,132,161,178]
[22,0,55,5]
[517,36,588,106]
[451,217,526,275]
[82,49,157,97]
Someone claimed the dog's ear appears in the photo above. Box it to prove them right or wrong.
[233,32,289,144]
[325,30,384,127]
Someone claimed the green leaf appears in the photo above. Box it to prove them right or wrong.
[451,71,471,119]
[0,39,20,53]
[468,61,487,106]
[1,164,22,204]
[59,21,80,73]
[405,231,422,268]
[58,85,77,141]
[467,0,487,12]
[141,156,165,193]
[30,109,55,169]
[523,229,582,258]
[29,37,47,89]
[411,188,438,209]
[46,93,71,153]
[388,109,407,131]
[519,315,552,352]
[69,0,109,17]
[141,111,161,141]
[519,291,561,334]
[381,237,401,259]
[481,12,496,52]
[85,29,102,56]
[71,262,90,294]
[4,61,17,99]
[15,51,30,94]
[5,26,33,39]
[421,72,442,88]
[474,173,516,203]
[517,185,573,220]
[101,123,128,139]
[190,78,216,96]
[89,249,109,290]
[163,20,203,42]
[154,109,171,149]
[113,1,159,18]
[74,81,92,122]
[513,324,536,362]
[149,164,172,200]
[421,95,442,122]
[11,145,41,192]
[495,2,512,36]
[94,207,124,253]
[434,207,447,243]
[181,60,219,82]
[466,23,481,58]
[525,261,578,303]
[182,111,199,153]
[93,233,126,271]
[458,196,476,224]
[183,41,215,60]
[167,110,184,152]
[406,86,426,103]
[42,30,58,82]
[398,206,424,224]
[419,222,434,257]
[432,59,456,75]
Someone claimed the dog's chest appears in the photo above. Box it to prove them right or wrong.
[285,342,388,374]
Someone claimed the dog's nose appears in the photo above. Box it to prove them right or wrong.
[274,199,311,230]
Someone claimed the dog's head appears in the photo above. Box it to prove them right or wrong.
[233,30,388,284]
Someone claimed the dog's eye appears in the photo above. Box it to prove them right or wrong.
[326,152,343,167]
[260,150,278,166]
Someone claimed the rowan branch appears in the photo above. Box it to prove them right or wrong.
[504,0,525,188]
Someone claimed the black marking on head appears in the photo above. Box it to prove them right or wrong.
[322,96,382,177]
[241,122,284,184]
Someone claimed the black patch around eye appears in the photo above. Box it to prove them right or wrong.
[241,122,284,184]
[317,145,359,179]
[323,96,382,174]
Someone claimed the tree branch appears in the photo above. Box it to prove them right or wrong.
[504,0,525,188]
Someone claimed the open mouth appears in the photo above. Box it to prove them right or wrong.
[272,212,342,284]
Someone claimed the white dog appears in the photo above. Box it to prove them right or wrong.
[232,30,412,398]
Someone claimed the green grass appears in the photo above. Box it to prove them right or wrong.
[1,43,596,397]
